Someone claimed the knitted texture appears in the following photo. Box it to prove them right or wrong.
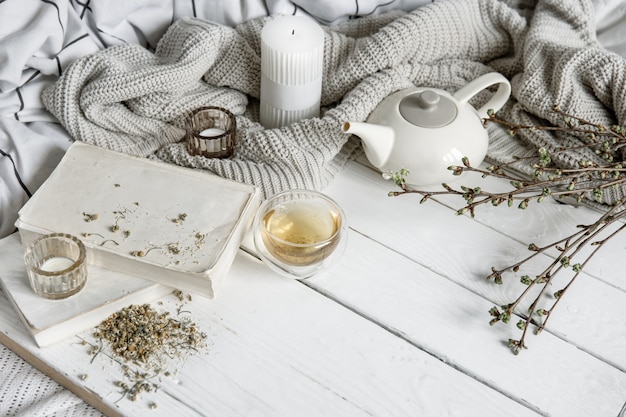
[0,345,103,416]
[487,0,626,205]
[42,0,626,203]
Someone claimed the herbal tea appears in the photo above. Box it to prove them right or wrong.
[253,189,347,279]
[261,201,341,266]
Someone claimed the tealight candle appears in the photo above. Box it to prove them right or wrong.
[186,107,236,159]
[260,15,324,129]
[200,128,225,136]
[40,256,75,272]
[24,233,87,299]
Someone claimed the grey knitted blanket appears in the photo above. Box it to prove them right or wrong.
[42,0,626,203]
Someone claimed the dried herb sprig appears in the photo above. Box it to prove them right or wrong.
[387,106,626,354]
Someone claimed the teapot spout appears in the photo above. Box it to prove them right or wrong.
[342,121,395,169]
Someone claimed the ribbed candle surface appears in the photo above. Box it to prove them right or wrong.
[260,16,324,129]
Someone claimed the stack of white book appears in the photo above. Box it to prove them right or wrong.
[1,142,260,347]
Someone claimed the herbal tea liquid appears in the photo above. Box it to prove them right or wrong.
[261,200,341,266]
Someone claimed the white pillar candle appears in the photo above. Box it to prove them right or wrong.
[40,256,75,272]
[260,15,324,129]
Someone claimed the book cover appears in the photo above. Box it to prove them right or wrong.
[15,143,260,298]
[0,234,172,347]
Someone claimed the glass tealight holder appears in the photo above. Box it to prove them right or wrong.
[23,233,87,300]
[186,106,236,159]
[253,189,348,279]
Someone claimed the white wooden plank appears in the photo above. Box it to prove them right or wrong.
[314,161,626,415]
[415,171,626,371]
[404,159,626,293]
[0,245,541,417]
[417,163,626,369]
[334,162,626,367]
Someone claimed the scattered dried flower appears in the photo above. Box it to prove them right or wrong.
[82,212,99,222]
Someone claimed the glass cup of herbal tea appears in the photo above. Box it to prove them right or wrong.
[23,233,87,299]
[253,189,348,279]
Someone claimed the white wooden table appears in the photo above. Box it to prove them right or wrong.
[1,158,625,417]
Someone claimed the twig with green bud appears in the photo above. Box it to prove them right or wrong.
[386,105,626,354]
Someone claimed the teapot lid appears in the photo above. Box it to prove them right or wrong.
[399,90,457,128]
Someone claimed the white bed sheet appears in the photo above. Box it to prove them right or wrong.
[0,0,625,415]
[0,0,432,239]
[1,0,626,239]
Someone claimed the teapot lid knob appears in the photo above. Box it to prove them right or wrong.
[399,90,457,128]
[419,90,440,107]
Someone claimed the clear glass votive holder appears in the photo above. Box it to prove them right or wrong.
[186,106,236,159]
[253,189,348,279]
[23,233,87,300]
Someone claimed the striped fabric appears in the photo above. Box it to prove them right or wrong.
[0,0,430,238]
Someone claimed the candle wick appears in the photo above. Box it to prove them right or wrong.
[292,29,295,35]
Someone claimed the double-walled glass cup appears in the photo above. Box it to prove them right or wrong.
[23,233,87,299]
[253,189,348,279]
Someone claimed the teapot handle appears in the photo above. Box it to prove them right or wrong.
[452,72,511,120]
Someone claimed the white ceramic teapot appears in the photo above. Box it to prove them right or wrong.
[342,72,511,186]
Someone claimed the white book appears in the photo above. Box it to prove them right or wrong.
[15,143,260,298]
[0,233,173,347]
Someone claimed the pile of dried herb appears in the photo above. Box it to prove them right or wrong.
[95,303,204,364]
[89,297,206,403]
